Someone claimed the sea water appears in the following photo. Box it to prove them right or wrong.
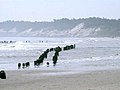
[0,37,120,73]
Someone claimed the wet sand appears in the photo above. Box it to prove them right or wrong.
[0,69,120,90]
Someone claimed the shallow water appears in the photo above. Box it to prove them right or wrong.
[0,37,120,72]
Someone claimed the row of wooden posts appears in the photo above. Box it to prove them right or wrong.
[0,44,76,79]
[18,44,76,69]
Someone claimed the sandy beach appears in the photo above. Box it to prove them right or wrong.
[0,69,120,90]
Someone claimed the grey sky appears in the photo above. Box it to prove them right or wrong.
[0,0,120,22]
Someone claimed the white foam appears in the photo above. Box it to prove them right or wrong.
[1,37,120,72]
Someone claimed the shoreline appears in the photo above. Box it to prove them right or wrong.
[4,67,120,75]
[0,69,120,90]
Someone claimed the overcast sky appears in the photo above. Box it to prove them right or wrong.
[0,0,120,22]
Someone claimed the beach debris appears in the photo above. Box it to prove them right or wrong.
[0,70,6,79]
